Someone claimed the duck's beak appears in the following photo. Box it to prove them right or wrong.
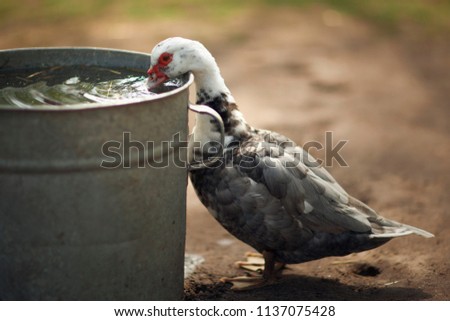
[147,65,169,90]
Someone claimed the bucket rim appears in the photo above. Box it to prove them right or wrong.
[0,47,194,112]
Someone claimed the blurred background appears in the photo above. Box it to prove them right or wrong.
[1,0,448,299]
[1,0,449,49]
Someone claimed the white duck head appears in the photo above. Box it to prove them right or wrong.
[147,37,234,104]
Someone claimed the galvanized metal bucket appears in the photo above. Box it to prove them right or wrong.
[0,48,193,300]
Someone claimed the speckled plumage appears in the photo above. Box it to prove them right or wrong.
[148,37,433,267]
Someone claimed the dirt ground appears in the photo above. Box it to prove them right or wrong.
[1,6,448,300]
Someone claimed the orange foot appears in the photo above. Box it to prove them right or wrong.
[220,251,285,291]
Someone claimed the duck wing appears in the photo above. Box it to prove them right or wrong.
[235,129,433,239]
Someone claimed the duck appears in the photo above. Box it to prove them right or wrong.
[147,37,434,290]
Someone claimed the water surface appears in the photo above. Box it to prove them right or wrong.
[0,65,182,109]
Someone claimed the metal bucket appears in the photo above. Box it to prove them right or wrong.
[0,48,193,300]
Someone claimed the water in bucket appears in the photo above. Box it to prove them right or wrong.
[0,65,183,108]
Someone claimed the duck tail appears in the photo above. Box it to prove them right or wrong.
[369,223,434,239]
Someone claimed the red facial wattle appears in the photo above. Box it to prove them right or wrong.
[147,52,173,89]
[147,64,168,81]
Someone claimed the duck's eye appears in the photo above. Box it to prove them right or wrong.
[158,52,173,66]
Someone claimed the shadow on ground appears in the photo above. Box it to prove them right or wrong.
[185,273,431,301]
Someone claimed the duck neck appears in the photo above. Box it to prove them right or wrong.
[192,68,250,138]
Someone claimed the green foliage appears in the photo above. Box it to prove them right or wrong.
[264,0,450,33]
[0,0,112,23]
[1,0,449,33]
[121,0,246,19]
